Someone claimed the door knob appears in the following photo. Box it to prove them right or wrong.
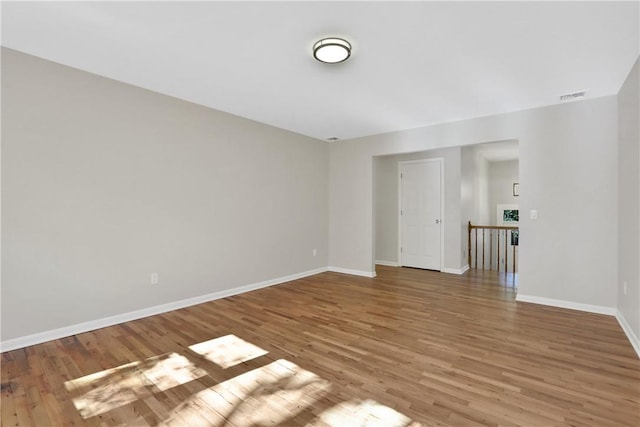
[435,219,440,224]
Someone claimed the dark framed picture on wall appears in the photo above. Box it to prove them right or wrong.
[497,204,519,226]
[513,183,520,197]
[511,230,519,246]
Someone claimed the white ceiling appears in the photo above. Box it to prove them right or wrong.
[2,1,638,141]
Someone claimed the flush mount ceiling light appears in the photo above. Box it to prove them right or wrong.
[313,38,351,64]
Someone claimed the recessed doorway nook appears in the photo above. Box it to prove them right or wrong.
[372,140,519,287]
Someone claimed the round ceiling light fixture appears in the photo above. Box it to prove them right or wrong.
[313,38,351,64]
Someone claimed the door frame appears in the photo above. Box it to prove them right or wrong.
[397,158,445,271]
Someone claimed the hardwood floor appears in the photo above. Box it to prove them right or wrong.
[2,266,638,426]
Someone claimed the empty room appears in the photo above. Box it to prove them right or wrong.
[1,1,639,426]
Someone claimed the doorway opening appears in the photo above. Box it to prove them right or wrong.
[372,140,519,289]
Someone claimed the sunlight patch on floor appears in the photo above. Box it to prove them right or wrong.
[64,360,140,390]
[309,399,422,427]
[189,334,268,369]
[159,359,331,426]
[63,336,422,426]
[65,352,207,418]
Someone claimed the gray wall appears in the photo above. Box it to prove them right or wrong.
[618,57,640,340]
[373,148,461,270]
[373,155,397,264]
[329,95,619,309]
[488,160,519,225]
[1,48,329,341]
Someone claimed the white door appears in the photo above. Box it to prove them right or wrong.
[399,160,442,270]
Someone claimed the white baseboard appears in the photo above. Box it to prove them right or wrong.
[515,294,617,316]
[616,311,640,359]
[442,264,470,275]
[375,260,399,267]
[328,266,377,278]
[515,295,639,359]
[0,267,329,352]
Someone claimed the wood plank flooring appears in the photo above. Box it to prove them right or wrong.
[2,266,638,426]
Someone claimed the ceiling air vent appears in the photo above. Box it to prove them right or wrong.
[559,90,588,102]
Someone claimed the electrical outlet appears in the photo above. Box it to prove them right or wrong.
[151,273,159,285]
[623,281,628,295]
[313,248,317,257]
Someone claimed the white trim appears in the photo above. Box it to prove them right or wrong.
[397,162,402,266]
[515,295,640,356]
[328,266,377,278]
[442,264,470,275]
[398,158,445,271]
[0,267,328,352]
[515,294,616,316]
[616,311,640,359]
[375,260,399,267]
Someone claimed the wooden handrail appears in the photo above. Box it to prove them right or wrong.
[468,221,519,273]
[469,224,518,230]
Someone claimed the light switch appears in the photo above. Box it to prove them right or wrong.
[530,210,538,220]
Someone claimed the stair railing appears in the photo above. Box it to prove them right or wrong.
[468,221,519,273]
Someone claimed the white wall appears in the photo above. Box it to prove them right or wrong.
[617,57,640,344]
[461,145,490,266]
[1,48,329,342]
[488,160,519,225]
[329,95,618,309]
[374,148,462,270]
